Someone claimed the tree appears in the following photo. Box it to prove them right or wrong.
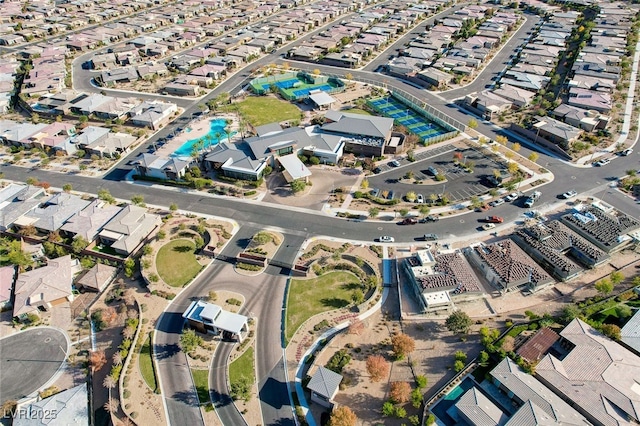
[495,135,508,145]
[360,178,369,190]
[366,355,390,382]
[561,305,582,324]
[124,258,135,278]
[103,397,119,414]
[389,381,411,403]
[467,119,478,129]
[98,189,116,204]
[455,350,467,362]
[328,406,357,426]
[351,289,364,305]
[508,162,519,174]
[512,142,521,152]
[419,205,431,217]
[528,152,539,163]
[411,388,423,408]
[600,323,621,340]
[595,278,614,296]
[479,350,490,366]
[71,236,89,254]
[368,207,380,219]
[103,375,117,391]
[131,195,145,206]
[610,271,624,285]
[89,350,107,371]
[26,177,38,186]
[180,329,203,354]
[122,326,135,340]
[62,183,73,193]
[391,333,415,359]
[454,360,465,372]
[112,352,123,365]
[291,179,306,193]
[445,310,473,335]
[398,208,409,217]
[348,318,364,335]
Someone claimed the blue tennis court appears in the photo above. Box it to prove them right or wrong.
[367,96,450,143]
[292,84,332,97]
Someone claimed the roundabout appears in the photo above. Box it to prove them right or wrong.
[0,327,69,401]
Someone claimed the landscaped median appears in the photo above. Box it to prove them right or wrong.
[156,239,203,287]
[235,230,284,274]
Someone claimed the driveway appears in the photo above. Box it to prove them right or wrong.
[0,327,69,401]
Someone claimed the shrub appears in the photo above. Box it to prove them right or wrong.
[395,406,407,419]
[382,401,395,416]
[389,381,411,403]
[226,298,242,306]
[415,375,427,389]
[325,349,351,374]
[391,333,415,360]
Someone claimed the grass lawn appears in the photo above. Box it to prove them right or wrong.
[346,108,371,115]
[229,347,255,385]
[156,239,203,287]
[138,334,157,391]
[233,97,302,127]
[285,271,360,345]
[191,369,210,404]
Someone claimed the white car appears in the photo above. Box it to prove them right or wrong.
[504,192,519,202]
[416,194,425,204]
[489,199,505,207]
[561,190,578,199]
[378,236,394,243]
[621,148,633,156]
[482,223,496,231]
[594,158,611,166]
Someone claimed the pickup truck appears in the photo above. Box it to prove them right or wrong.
[524,191,541,208]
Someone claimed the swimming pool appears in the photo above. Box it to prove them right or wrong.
[171,118,230,158]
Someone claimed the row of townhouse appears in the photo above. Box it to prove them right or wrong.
[82,0,360,95]
[0,57,20,114]
[287,0,446,68]
[0,119,137,158]
[0,182,162,320]
[20,45,67,98]
[30,91,177,130]
[387,4,519,88]
[465,2,633,151]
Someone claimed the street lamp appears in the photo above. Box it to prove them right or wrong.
[533,120,546,145]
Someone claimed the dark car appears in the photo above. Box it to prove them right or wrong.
[399,217,418,225]
[423,233,439,241]
[373,167,382,174]
[419,215,440,223]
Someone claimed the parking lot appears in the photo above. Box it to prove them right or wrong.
[369,142,507,203]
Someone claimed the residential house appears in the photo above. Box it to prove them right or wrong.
[16,192,90,235]
[14,383,88,426]
[75,263,117,292]
[621,309,640,355]
[60,199,122,242]
[13,255,76,319]
[567,87,612,113]
[465,90,513,120]
[536,319,640,426]
[306,366,343,409]
[493,84,536,108]
[0,184,47,232]
[183,300,249,342]
[98,205,161,256]
[132,153,192,181]
[204,142,268,181]
[532,117,582,149]
[164,82,201,96]
[417,68,451,89]
[27,122,76,150]
[552,104,609,132]
[0,266,15,311]
[99,67,139,86]
[129,101,178,130]
[0,122,48,148]
[86,131,137,158]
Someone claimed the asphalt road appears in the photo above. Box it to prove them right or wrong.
[0,327,68,402]
[440,12,541,100]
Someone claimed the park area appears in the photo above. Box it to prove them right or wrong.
[156,239,203,287]
[231,96,303,127]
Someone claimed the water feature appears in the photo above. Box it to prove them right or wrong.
[171,118,231,158]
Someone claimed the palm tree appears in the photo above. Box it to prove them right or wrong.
[103,398,119,414]
[204,134,213,151]
[103,375,116,391]
[112,352,123,365]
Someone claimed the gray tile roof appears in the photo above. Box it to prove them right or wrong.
[455,387,508,426]
[307,366,342,399]
[14,383,88,426]
[0,184,47,231]
[322,110,393,139]
[505,400,561,426]
[490,358,589,425]
[536,319,640,426]
[60,199,122,241]
[621,310,640,355]
[100,205,161,254]
[76,263,117,291]
[23,192,91,233]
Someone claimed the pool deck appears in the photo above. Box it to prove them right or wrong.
[154,113,240,158]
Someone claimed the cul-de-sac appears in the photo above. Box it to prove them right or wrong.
[0,0,640,425]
